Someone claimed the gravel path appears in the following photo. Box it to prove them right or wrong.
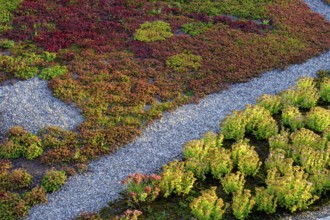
[0,77,83,137]
[23,0,330,219]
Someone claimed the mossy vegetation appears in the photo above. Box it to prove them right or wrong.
[80,73,330,219]
[0,0,330,218]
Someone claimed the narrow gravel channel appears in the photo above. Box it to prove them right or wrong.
[25,0,330,219]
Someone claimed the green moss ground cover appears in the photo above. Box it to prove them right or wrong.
[76,71,330,220]
[0,0,330,218]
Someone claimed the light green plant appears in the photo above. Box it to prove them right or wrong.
[231,140,261,176]
[244,105,278,140]
[255,187,277,214]
[308,169,330,196]
[320,77,330,102]
[208,147,233,179]
[24,143,43,160]
[0,38,14,48]
[281,106,304,131]
[39,65,67,80]
[41,51,57,62]
[265,149,294,174]
[221,171,245,194]
[220,110,246,141]
[295,77,319,109]
[41,169,67,192]
[134,20,173,42]
[299,146,329,174]
[268,129,290,152]
[190,187,227,220]
[280,89,298,107]
[256,94,282,115]
[159,160,196,197]
[182,22,213,36]
[183,132,223,179]
[232,189,255,220]
[166,51,202,72]
[266,166,318,212]
[290,128,327,151]
[305,107,330,132]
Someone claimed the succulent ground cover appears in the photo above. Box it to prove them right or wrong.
[0,0,330,219]
[76,71,330,220]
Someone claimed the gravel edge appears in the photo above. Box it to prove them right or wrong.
[25,0,330,219]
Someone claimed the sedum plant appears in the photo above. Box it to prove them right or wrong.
[134,20,173,42]
[41,169,67,192]
[166,51,202,72]
[320,77,330,102]
[221,171,245,195]
[266,166,318,212]
[308,169,330,196]
[121,173,161,204]
[299,146,329,174]
[256,94,282,115]
[190,187,227,220]
[232,189,255,220]
[159,160,196,197]
[265,149,294,175]
[231,140,261,176]
[295,77,319,109]
[281,106,304,131]
[182,22,213,36]
[244,105,278,140]
[268,129,290,152]
[255,187,277,214]
[305,107,330,132]
[221,110,246,141]
[183,132,223,179]
[290,128,327,151]
[208,147,233,179]
[39,65,67,80]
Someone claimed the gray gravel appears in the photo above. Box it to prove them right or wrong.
[23,0,330,219]
[0,77,84,137]
[0,78,84,137]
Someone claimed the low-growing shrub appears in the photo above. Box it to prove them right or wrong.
[308,169,330,196]
[320,77,330,102]
[24,143,43,160]
[268,130,290,152]
[232,189,255,220]
[290,128,327,151]
[265,149,294,174]
[166,51,202,73]
[295,77,319,109]
[0,140,24,159]
[0,192,29,220]
[221,171,245,195]
[182,22,213,36]
[231,140,261,176]
[23,186,48,206]
[244,105,278,140]
[38,65,67,80]
[183,132,223,179]
[41,52,57,62]
[266,166,318,212]
[0,38,15,49]
[221,110,246,141]
[256,94,282,115]
[159,160,196,197]
[281,106,304,131]
[8,168,32,190]
[299,147,329,174]
[305,107,330,132]
[112,209,143,220]
[121,173,161,204]
[280,89,298,107]
[41,169,67,192]
[208,147,233,179]
[190,187,227,220]
[134,20,173,42]
[255,187,277,214]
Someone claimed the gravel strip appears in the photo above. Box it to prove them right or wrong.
[0,77,84,137]
[24,0,330,219]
